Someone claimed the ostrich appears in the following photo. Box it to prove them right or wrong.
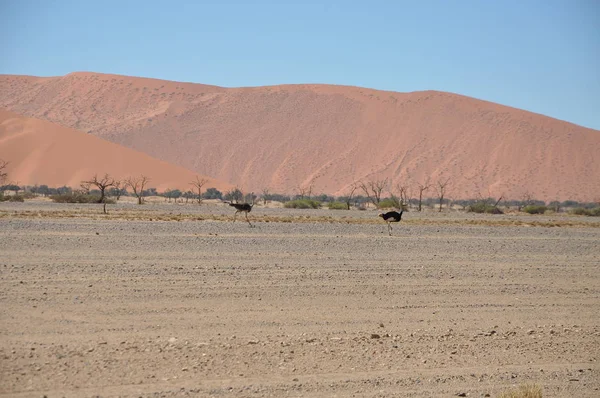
[226,193,255,227]
[378,210,403,236]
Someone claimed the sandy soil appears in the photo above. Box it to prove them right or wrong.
[1,203,599,397]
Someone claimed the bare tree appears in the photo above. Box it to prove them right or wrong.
[519,191,534,211]
[189,176,208,204]
[78,181,91,195]
[125,175,150,205]
[416,177,431,212]
[395,182,411,209]
[435,177,451,212]
[359,178,389,208]
[111,180,124,201]
[343,183,358,210]
[0,159,8,185]
[297,186,308,200]
[82,173,117,214]
[262,188,270,205]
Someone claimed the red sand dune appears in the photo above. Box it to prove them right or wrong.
[0,109,232,192]
[1,72,599,201]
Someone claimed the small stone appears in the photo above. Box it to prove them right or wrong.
[371,334,381,339]
[168,337,177,343]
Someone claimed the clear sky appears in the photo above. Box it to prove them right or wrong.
[1,0,599,129]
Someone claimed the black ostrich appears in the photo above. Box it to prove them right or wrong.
[378,210,403,236]
[226,193,255,227]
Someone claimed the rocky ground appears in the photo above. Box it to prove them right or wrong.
[1,202,599,397]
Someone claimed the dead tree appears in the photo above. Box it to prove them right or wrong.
[82,173,117,214]
[435,177,451,212]
[395,182,411,210]
[343,183,358,210]
[262,188,270,205]
[112,180,124,201]
[416,177,431,212]
[125,175,150,205]
[189,176,208,204]
[519,191,534,212]
[0,159,8,185]
[359,178,389,209]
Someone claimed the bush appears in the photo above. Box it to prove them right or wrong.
[327,201,347,210]
[50,193,110,203]
[284,199,321,209]
[498,383,542,398]
[378,198,400,209]
[0,194,25,202]
[467,202,504,214]
[570,207,600,216]
[523,205,547,214]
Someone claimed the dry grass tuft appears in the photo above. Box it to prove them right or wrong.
[498,384,542,398]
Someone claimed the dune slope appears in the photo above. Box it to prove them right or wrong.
[0,109,232,192]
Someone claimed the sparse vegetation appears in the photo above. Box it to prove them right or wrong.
[327,201,347,210]
[523,205,548,214]
[224,188,244,203]
[50,192,105,203]
[378,198,400,209]
[284,199,321,209]
[203,187,223,200]
[467,202,504,214]
[50,191,108,203]
[570,207,600,216]
[497,384,542,398]
[0,194,25,202]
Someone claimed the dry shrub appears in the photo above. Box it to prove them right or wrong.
[498,384,542,398]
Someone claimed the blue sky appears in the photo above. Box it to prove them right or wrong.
[1,0,599,129]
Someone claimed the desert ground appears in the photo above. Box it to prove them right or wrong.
[1,202,599,397]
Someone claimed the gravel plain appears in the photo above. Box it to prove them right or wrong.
[1,202,599,397]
